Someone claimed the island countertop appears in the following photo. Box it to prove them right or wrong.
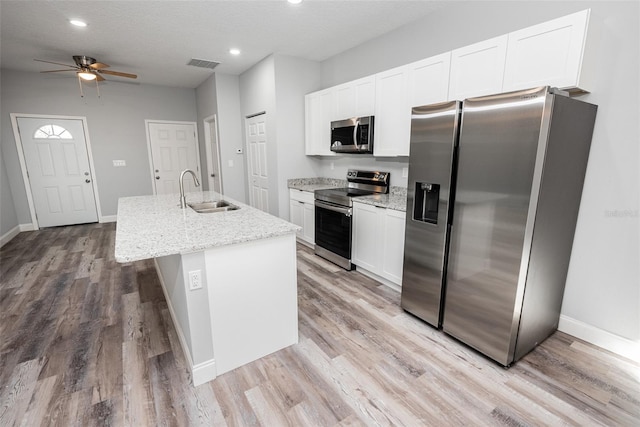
[115,191,300,263]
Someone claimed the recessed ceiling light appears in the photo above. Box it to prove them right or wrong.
[288,0,302,4]
[69,19,87,27]
[229,48,241,56]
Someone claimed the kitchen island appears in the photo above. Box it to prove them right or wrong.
[115,191,300,385]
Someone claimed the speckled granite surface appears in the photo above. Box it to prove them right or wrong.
[287,177,346,192]
[353,186,408,212]
[115,191,300,263]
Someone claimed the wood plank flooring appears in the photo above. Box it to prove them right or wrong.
[1,222,638,426]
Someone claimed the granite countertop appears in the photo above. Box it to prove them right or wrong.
[115,191,300,263]
[288,177,408,212]
[287,177,346,192]
[354,187,408,212]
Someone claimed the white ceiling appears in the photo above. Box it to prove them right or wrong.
[0,0,446,88]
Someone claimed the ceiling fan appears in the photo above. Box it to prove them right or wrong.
[35,55,137,81]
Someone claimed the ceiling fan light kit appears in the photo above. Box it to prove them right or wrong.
[78,71,97,81]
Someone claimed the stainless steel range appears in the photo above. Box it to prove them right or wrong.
[314,170,390,270]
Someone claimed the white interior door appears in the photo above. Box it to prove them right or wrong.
[147,121,201,195]
[205,117,223,193]
[245,114,269,212]
[17,117,98,228]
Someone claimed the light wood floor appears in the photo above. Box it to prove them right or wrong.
[1,222,638,426]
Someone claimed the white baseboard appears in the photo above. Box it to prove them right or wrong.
[0,223,37,247]
[19,223,35,232]
[558,315,640,361]
[355,266,402,293]
[100,215,117,223]
[192,359,217,386]
[0,225,20,248]
[153,259,217,385]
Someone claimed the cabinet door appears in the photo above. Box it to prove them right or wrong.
[335,83,355,120]
[352,202,382,272]
[448,35,508,100]
[408,52,452,108]
[503,9,590,92]
[289,199,304,239]
[303,202,315,244]
[354,76,376,117]
[304,93,318,155]
[318,90,336,155]
[305,90,335,156]
[374,65,410,157]
[381,209,406,285]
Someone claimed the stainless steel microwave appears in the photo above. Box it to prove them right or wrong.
[330,116,374,154]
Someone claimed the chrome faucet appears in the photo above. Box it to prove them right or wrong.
[179,169,200,208]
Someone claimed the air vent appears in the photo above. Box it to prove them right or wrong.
[187,58,220,70]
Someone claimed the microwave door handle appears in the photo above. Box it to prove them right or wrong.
[353,120,360,150]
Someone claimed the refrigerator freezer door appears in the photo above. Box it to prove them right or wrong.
[401,101,461,327]
[443,87,550,365]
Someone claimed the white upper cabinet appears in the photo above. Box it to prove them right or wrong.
[407,52,452,108]
[448,35,509,100]
[503,9,591,93]
[353,76,376,117]
[305,10,592,156]
[305,89,335,156]
[374,65,410,157]
[334,76,376,120]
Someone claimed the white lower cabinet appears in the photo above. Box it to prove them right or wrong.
[289,189,315,245]
[352,202,406,286]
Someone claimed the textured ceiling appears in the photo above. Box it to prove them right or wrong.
[0,0,445,88]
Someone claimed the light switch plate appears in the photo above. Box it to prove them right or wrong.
[402,167,408,178]
[228,160,234,167]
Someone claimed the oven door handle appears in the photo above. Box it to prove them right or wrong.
[315,200,352,217]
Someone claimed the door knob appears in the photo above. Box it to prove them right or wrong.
[155,176,160,180]
[85,179,91,183]
[211,173,216,177]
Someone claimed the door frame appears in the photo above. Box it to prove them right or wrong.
[10,113,103,230]
[244,111,267,209]
[203,114,223,193]
[144,119,202,195]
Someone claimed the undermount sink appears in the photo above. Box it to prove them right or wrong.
[188,200,240,213]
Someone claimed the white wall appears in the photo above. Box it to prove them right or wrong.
[239,55,279,215]
[195,73,246,202]
[1,70,198,223]
[238,54,322,219]
[0,148,19,236]
[273,55,323,218]
[214,74,246,202]
[313,1,640,347]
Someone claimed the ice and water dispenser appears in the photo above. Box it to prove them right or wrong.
[413,182,440,224]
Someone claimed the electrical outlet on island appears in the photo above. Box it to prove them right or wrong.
[188,270,202,290]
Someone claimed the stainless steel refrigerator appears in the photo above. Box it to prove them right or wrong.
[401,86,597,366]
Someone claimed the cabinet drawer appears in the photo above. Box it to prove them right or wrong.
[289,189,315,204]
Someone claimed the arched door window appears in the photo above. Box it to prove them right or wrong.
[33,124,73,139]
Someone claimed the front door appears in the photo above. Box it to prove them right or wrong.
[16,117,98,228]
[245,113,269,212]
[147,121,201,195]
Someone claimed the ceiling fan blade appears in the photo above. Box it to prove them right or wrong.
[89,62,110,70]
[96,74,106,82]
[40,69,76,73]
[34,59,78,69]
[98,69,137,79]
